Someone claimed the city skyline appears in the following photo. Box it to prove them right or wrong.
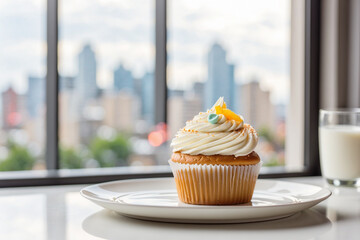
[0,40,286,117]
[0,40,286,169]
[0,41,285,129]
[0,38,284,114]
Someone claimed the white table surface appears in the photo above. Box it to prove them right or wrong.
[0,177,359,240]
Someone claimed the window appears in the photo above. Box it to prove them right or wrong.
[0,0,46,171]
[58,0,158,169]
[168,0,290,168]
[0,0,321,186]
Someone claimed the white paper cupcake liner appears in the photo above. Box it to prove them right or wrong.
[168,160,262,205]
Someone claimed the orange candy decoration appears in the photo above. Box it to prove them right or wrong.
[215,105,242,123]
[215,106,223,115]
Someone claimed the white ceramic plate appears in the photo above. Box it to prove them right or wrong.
[81,178,331,223]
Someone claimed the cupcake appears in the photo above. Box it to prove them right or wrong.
[169,97,261,205]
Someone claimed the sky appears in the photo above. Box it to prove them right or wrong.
[0,0,46,94]
[0,0,290,104]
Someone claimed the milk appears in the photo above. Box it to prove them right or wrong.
[319,125,360,180]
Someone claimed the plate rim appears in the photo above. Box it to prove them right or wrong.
[80,177,332,209]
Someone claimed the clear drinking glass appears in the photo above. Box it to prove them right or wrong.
[319,109,360,187]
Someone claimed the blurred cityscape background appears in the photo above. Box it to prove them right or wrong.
[0,0,289,171]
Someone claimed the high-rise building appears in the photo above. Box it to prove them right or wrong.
[27,76,45,118]
[59,76,75,92]
[1,87,20,129]
[114,64,133,93]
[102,90,140,132]
[168,89,184,98]
[59,91,80,147]
[168,95,202,139]
[192,82,205,110]
[133,77,142,97]
[141,72,154,124]
[238,81,276,129]
[75,44,98,109]
[205,43,235,110]
[79,100,104,145]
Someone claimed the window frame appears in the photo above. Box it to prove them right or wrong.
[0,0,321,187]
[304,0,321,176]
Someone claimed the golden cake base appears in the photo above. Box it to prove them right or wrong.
[169,155,262,205]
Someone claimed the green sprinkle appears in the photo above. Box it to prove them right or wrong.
[208,113,219,124]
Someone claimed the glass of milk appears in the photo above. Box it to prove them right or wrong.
[319,109,360,187]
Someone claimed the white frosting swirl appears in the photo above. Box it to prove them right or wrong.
[171,97,258,157]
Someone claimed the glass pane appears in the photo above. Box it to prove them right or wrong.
[58,0,157,169]
[168,0,290,168]
[0,0,46,171]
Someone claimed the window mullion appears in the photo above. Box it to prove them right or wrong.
[46,0,59,170]
[155,0,167,124]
